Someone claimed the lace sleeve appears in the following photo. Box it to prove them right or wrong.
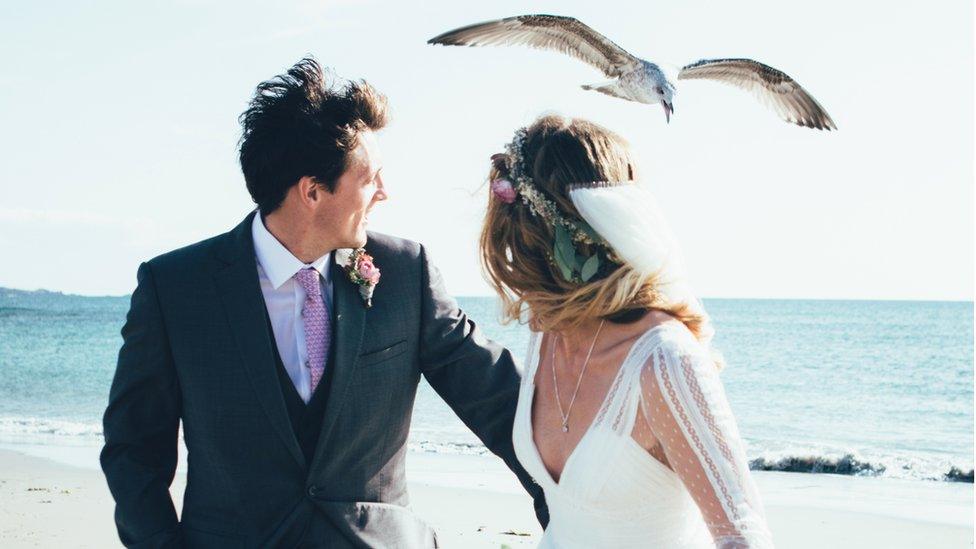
[638,335,774,548]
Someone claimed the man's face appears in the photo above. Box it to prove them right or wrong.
[314,130,386,249]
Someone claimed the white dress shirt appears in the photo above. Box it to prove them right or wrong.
[252,213,333,403]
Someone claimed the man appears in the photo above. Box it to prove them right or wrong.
[101,57,547,548]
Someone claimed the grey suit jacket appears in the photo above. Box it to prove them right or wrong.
[100,212,548,548]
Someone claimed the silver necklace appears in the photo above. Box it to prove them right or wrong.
[550,319,606,433]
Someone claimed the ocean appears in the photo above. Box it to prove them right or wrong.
[1,288,972,482]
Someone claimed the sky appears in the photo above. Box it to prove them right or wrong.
[0,0,972,300]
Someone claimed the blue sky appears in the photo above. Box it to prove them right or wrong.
[0,0,972,300]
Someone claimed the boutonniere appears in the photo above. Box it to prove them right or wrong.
[342,248,380,308]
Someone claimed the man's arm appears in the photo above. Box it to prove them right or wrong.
[100,262,183,548]
[416,245,549,527]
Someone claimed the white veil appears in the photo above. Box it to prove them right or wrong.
[569,182,715,345]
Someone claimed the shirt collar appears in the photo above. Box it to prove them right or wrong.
[252,212,332,290]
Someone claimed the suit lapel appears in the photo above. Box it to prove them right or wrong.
[309,254,366,472]
[213,212,306,471]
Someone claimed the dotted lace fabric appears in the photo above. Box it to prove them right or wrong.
[634,327,773,547]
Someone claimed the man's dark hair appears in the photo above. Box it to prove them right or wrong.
[238,57,389,214]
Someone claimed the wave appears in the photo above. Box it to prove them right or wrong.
[3,418,970,484]
[409,440,974,483]
[943,467,975,482]
[0,417,103,438]
[749,453,886,475]
[408,440,490,456]
[748,452,973,483]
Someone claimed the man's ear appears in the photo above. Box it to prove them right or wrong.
[297,176,323,206]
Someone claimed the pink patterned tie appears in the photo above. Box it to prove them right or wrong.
[295,268,330,394]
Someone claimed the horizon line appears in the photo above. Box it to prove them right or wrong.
[1,285,972,305]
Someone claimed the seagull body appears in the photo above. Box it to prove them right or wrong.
[584,60,673,107]
[428,14,836,130]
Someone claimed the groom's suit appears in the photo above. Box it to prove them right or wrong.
[101,212,548,548]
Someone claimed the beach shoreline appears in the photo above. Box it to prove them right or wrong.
[0,444,971,548]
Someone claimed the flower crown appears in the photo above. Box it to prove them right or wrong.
[491,127,621,284]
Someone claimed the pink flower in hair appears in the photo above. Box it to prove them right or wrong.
[491,178,517,204]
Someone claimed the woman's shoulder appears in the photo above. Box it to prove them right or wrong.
[633,310,694,343]
[631,312,709,364]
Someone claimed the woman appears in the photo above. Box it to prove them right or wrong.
[480,115,774,548]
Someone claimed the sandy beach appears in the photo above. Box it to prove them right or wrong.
[0,444,971,548]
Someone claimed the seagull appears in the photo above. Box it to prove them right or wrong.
[428,14,836,130]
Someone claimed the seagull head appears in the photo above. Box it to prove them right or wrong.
[653,83,675,123]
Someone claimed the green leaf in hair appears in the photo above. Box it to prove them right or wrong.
[580,254,600,282]
[553,225,578,282]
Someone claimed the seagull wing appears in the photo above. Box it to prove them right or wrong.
[678,58,836,130]
[428,14,641,78]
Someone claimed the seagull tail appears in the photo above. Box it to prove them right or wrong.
[581,80,631,101]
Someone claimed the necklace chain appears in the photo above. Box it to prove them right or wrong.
[550,319,606,433]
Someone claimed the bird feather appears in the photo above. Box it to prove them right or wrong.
[678,58,836,130]
[429,14,641,78]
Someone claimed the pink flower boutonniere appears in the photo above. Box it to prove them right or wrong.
[345,248,380,307]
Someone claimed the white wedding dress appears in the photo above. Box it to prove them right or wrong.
[513,322,774,548]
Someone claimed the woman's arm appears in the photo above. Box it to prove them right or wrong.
[639,336,773,548]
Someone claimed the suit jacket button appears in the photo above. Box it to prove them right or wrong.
[307,486,317,497]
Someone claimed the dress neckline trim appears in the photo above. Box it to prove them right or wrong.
[523,322,680,488]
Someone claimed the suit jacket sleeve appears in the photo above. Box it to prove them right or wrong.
[416,245,549,527]
[100,262,184,548]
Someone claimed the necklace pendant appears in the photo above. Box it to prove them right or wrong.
[562,423,569,433]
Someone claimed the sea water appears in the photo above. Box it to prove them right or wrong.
[1,288,971,482]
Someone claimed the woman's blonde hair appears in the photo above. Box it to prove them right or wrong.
[479,114,710,341]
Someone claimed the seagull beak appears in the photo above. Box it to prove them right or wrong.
[662,101,673,124]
